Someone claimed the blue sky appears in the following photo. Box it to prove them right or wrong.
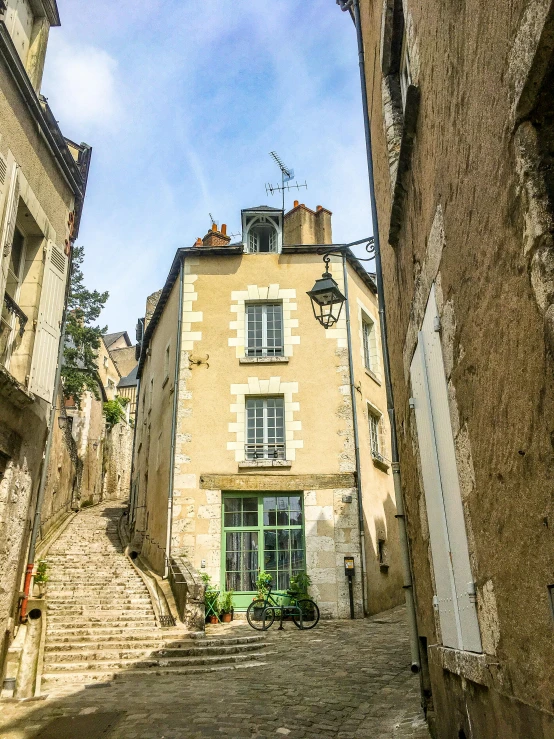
[42,0,372,336]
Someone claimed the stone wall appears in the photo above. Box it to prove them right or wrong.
[103,421,133,502]
[359,0,554,734]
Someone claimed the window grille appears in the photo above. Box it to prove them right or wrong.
[246,303,283,357]
[246,397,285,460]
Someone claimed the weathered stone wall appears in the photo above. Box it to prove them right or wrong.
[360,0,554,735]
[103,421,133,502]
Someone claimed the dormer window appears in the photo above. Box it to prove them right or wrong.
[242,207,283,254]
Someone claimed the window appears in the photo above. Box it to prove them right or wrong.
[368,411,381,460]
[362,318,373,370]
[163,342,171,384]
[103,355,108,368]
[223,493,305,607]
[399,27,411,111]
[248,224,278,253]
[1,227,26,366]
[246,397,285,460]
[246,303,283,357]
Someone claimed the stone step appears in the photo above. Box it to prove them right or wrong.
[47,607,154,618]
[45,642,265,662]
[47,589,148,597]
[46,634,264,650]
[46,616,157,628]
[46,627,168,640]
[47,598,151,609]
[43,651,269,673]
[41,660,268,687]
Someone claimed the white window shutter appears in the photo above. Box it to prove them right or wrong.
[410,285,482,653]
[269,229,277,252]
[0,162,19,299]
[29,240,68,402]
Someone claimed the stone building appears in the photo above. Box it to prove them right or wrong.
[131,203,404,618]
[352,0,554,735]
[0,0,90,675]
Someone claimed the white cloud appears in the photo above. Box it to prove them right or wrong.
[42,39,120,131]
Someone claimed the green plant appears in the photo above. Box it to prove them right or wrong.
[62,245,108,408]
[103,396,128,428]
[256,570,273,599]
[289,571,312,598]
[34,560,49,584]
[81,498,94,508]
[220,590,234,614]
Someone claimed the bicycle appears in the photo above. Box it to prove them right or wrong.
[246,583,320,631]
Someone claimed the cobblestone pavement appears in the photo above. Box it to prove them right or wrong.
[1,606,429,739]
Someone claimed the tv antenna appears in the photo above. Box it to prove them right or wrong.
[265,151,307,211]
[208,212,219,229]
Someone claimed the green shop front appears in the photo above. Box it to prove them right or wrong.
[221,492,305,610]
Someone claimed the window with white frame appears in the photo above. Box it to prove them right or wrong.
[362,317,374,371]
[368,408,384,463]
[246,303,283,357]
[248,224,278,253]
[246,397,285,460]
[163,342,171,383]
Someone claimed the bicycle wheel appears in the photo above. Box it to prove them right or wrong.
[292,599,320,630]
[246,599,275,631]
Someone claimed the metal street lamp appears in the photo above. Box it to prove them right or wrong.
[306,255,346,329]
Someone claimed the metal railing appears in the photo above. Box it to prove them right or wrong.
[245,442,286,460]
[3,292,28,337]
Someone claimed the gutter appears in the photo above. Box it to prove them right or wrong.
[164,257,185,578]
[349,0,421,672]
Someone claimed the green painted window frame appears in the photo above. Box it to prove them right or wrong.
[221,491,305,610]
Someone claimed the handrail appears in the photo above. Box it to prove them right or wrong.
[3,292,27,336]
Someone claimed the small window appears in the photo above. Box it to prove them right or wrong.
[246,397,285,460]
[362,318,373,370]
[368,409,385,463]
[246,303,283,357]
[103,355,109,368]
[248,224,277,253]
[163,342,171,384]
[399,27,411,111]
[1,227,26,366]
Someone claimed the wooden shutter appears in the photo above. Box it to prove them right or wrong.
[29,240,68,402]
[269,228,277,252]
[0,162,19,299]
[410,285,482,652]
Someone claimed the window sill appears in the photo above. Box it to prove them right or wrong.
[372,457,390,473]
[239,356,289,364]
[238,459,292,469]
[365,368,382,386]
[428,645,490,688]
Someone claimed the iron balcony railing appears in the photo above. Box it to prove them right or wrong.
[3,292,28,336]
[245,345,284,358]
[245,442,286,460]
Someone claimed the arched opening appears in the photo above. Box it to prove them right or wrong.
[248,224,277,253]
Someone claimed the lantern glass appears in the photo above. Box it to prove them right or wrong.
[307,272,346,329]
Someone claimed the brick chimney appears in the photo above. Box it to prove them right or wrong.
[201,223,232,247]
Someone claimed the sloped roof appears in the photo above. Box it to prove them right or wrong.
[241,205,282,213]
[103,331,131,349]
[118,364,138,388]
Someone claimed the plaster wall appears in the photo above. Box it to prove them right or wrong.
[359,0,554,733]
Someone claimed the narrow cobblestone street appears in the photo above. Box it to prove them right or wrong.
[1,607,428,739]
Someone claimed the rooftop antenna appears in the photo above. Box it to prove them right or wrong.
[208,212,219,229]
[266,151,307,211]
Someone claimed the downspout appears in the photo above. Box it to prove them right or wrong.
[350,0,420,672]
[164,256,184,578]
[128,376,140,525]
[20,248,73,622]
[341,251,368,615]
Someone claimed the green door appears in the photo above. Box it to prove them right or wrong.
[222,492,305,609]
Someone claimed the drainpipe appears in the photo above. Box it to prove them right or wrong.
[341,251,368,615]
[20,250,73,622]
[349,0,421,672]
[128,375,140,526]
[164,257,184,578]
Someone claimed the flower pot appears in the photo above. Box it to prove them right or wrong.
[252,606,265,621]
[221,612,232,623]
[208,615,218,624]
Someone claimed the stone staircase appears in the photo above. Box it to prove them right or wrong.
[41,501,267,693]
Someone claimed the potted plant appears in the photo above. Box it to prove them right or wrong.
[252,571,273,621]
[201,573,220,624]
[220,590,234,623]
[288,571,315,619]
[33,559,49,597]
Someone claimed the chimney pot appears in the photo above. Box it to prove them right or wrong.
[294,200,299,208]
[221,224,227,235]
[212,223,217,232]
[195,237,202,246]
[316,205,323,211]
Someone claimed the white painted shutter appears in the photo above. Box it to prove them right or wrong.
[247,231,258,253]
[29,240,68,402]
[269,229,277,252]
[0,162,19,300]
[410,285,482,652]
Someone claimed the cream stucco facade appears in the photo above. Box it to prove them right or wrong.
[132,204,403,618]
